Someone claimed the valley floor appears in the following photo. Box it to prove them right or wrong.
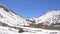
[0,26,60,34]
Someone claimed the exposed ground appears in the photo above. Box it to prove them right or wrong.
[28,23,60,30]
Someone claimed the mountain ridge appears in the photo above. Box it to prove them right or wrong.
[0,3,30,26]
[0,3,60,34]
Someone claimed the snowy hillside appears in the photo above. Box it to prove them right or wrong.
[35,11,60,25]
[0,4,30,26]
[0,26,60,34]
[0,4,60,34]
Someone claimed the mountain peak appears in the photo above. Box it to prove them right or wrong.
[35,10,60,26]
[0,3,11,12]
[0,3,29,26]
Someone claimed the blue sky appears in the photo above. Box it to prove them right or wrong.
[0,0,60,18]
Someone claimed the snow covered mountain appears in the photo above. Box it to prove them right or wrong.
[0,3,60,27]
[0,3,60,34]
[0,4,30,26]
[34,10,60,26]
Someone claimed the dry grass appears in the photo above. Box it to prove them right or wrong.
[28,23,60,30]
